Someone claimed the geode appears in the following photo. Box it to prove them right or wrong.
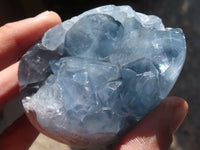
[18,5,186,148]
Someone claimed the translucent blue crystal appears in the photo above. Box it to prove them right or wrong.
[18,5,186,149]
[65,14,124,59]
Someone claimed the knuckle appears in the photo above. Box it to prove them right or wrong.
[0,22,15,33]
[3,22,15,30]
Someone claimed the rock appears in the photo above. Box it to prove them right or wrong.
[18,5,186,149]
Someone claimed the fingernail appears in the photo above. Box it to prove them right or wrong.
[35,11,50,18]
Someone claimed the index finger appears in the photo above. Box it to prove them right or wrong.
[0,11,61,71]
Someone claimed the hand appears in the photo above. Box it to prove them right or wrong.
[0,11,61,150]
[0,12,188,150]
[115,97,188,150]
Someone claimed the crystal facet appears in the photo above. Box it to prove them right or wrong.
[18,5,186,148]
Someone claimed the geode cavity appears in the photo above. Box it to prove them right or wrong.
[18,5,186,148]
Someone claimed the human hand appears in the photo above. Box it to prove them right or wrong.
[0,11,61,150]
[0,11,188,150]
[115,97,188,150]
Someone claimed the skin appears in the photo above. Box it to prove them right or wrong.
[0,11,188,150]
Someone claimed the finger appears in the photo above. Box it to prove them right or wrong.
[0,62,19,110]
[0,11,61,70]
[115,97,188,150]
[0,115,39,150]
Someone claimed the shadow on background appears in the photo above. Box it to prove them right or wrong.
[0,0,199,150]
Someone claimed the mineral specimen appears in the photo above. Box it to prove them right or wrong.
[18,5,186,149]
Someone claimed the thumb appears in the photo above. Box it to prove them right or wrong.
[114,97,188,150]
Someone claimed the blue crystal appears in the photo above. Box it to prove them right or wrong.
[64,14,123,59]
[18,5,186,149]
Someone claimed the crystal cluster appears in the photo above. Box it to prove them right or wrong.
[18,5,186,148]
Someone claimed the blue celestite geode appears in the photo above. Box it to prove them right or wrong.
[18,5,186,149]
